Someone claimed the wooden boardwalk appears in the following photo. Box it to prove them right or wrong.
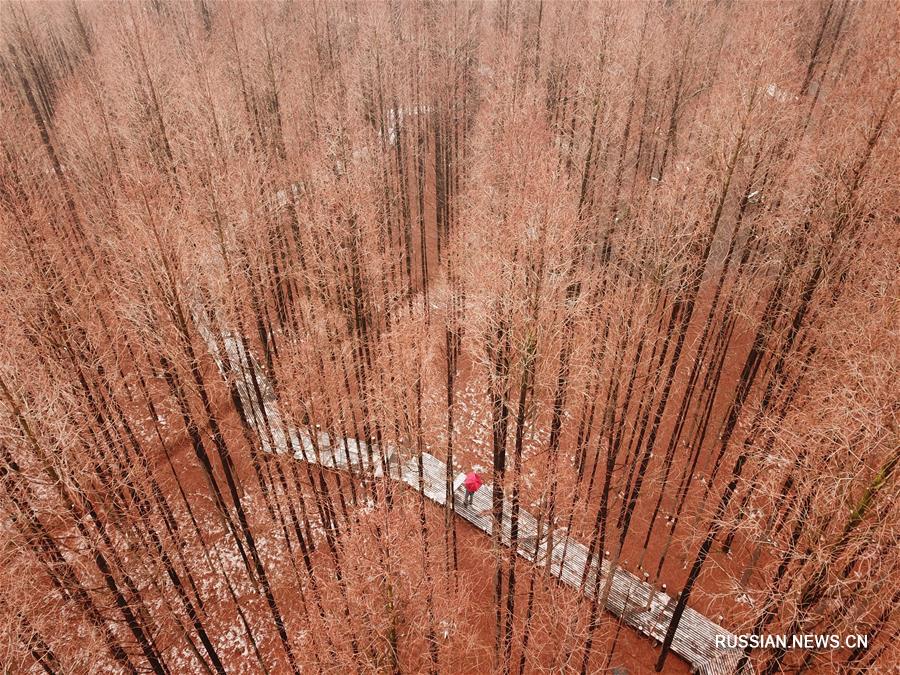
[200,326,749,674]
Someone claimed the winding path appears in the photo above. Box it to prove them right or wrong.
[198,322,750,675]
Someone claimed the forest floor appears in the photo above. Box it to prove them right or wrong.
[154,392,693,674]
[437,349,765,637]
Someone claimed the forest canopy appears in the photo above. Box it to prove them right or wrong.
[0,1,897,673]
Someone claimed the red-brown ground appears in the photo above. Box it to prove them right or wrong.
[152,381,693,673]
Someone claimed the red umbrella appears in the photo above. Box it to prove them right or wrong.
[464,472,483,493]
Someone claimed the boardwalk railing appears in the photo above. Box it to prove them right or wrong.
[197,322,749,675]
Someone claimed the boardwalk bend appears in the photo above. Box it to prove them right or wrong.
[197,322,750,675]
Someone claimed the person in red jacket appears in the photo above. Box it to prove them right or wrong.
[463,471,483,507]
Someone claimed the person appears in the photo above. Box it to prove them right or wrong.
[463,471,483,507]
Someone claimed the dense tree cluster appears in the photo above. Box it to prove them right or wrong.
[0,1,897,673]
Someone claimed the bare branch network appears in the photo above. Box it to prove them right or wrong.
[0,1,897,674]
